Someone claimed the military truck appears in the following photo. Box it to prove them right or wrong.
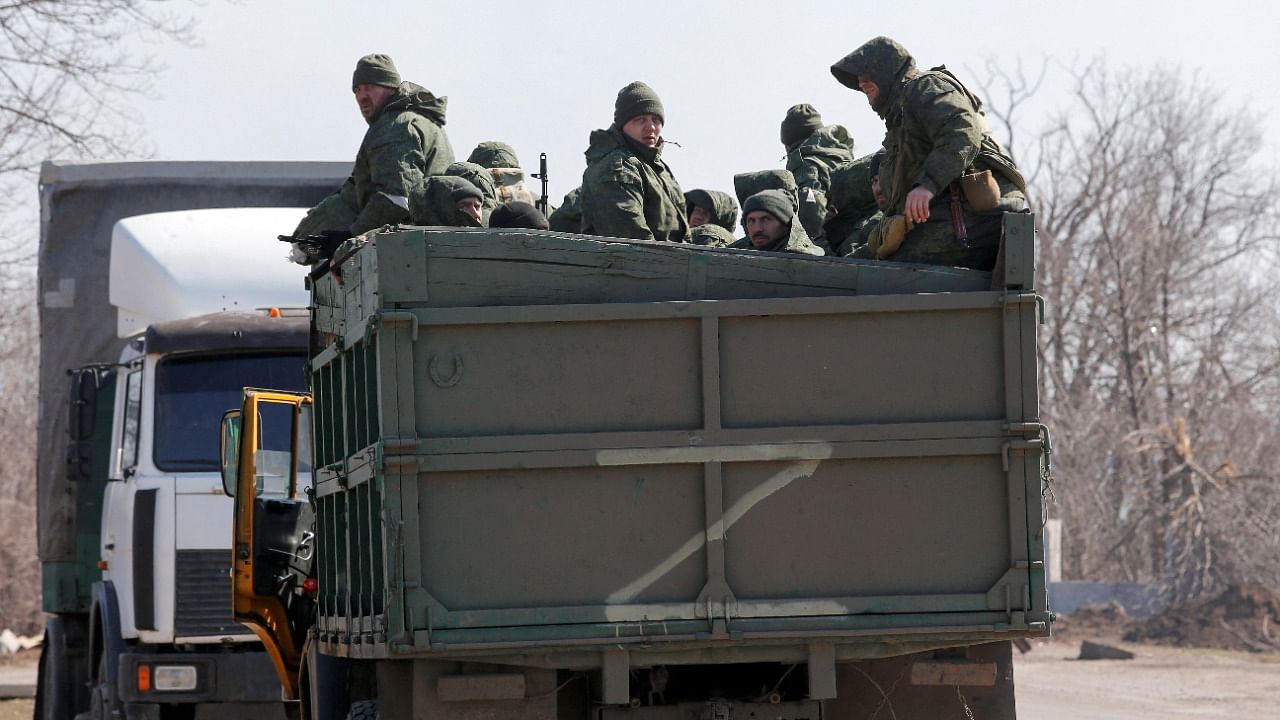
[223,217,1052,720]
[34,161,346,720]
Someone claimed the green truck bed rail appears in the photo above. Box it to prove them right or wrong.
[306,215,1050,670]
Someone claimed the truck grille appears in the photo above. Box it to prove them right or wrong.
[174,549,246,637]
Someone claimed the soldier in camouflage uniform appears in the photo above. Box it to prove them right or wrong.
[781,104,855,246]
[684,189,738,231]
[294,54,456,239]
[580,82,689,243]
[729,190,824,256]
[830,37,1027,270]
[467,141,538,206]
[409,175,486,228]
[444,161,499,225]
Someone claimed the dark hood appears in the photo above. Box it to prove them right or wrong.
[468,141,520,169]
[684,189,739,231]
[585,126,664,164]
[830,37,916,114]
[373,81,448,125]
[826,153,879,220]
[732,169,798,210]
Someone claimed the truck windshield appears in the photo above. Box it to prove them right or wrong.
[154,352,307,472]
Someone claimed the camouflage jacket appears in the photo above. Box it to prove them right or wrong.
[822,154,882,255]
[786,125,854,239]
[580,128,689,243]
[548,187,582,232]
[347,82,456,234]
[689,223,737,248]
[408,175,483,228]
[831,38,1023,217]
[444,161,499,225]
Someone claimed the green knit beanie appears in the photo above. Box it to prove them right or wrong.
[352,54,401,90]
[780,104,823,148]
[614,81,665,127]
[742,190,795,225]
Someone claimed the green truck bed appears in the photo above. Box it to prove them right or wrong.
[306,217,1050,672]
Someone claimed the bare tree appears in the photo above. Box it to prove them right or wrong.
[984,60,1280,601]
[0,0,204,633]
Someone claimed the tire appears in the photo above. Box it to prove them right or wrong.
[344,701,379,720]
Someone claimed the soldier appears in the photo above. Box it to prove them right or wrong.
[830,37,1027,269]
[580,81,689,243]
[444,161,499,225]
[467,142,538,206]
[683,189,738,231]
[293,54,456,240]
[409,175,486,227]
[729,190,824,256]
[780,104,855,244]
[689,224,737,248]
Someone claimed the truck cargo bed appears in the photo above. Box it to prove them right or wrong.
[308,218,1050,668]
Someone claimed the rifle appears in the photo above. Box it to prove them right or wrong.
[532,152,549,216]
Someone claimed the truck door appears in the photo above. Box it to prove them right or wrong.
[220,390,314,698]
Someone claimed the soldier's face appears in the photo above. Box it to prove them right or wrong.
[689,205,713,227]
[745,211,786,248]
[872,175,888,210]
[623,114,663,147]
[456,198,483,224]
[857,78,881,109]
[354,84,396,121]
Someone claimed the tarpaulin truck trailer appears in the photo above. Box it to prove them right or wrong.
[34,161,347,720]
[225,216,1052,720]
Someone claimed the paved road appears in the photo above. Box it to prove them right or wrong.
[0,660,34,699]
[1015,639,1280,719]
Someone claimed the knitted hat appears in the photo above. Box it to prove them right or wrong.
[780,104,823,148]
[869,148,886,177]
[467,141,521,169]
[490,201,550,230]
[614,81,665,127]
[352,54,401,90]
[448,179,484,204]
[742,189,795,225]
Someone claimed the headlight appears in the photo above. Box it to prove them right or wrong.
[152,665,199,692]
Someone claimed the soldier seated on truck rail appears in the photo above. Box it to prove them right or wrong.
[290,53,456,244]
[830,36,1027,270]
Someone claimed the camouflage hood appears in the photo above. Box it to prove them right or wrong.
[786,125,854,176]
[372,81,448,126]
[445,161,499,223]
[585,127,665,164]
[830,37,916,116]
[684,189,739,231]
[729,210,823,256]
[409,175,483,227]
[468,141,520,169]
[732,169,799,211]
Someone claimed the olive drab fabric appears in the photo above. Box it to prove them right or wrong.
[467,141,521,169]
[780,104,824,149]
[580,127,688,243]
[732,169,800,212]
[684,189,739,232]
[785,124,855,243]
[352,54,401,89]
[830,37,1028,270]
[614,81,665,126]
[548,187,583,232]
[490,201,550,230]
[689,223,737,248]
[298,80,457,238]
[822,154,882,256]
[409,175,485,228]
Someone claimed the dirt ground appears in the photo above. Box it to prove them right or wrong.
[2,638,1278,719]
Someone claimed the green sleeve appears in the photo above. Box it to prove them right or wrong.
[909,77,983,196]
[350,126,425,234]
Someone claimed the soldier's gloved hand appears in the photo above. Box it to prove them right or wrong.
[905,186,934,224]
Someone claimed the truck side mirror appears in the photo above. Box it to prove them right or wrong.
[68,367,109,442]
[221,410,242,497]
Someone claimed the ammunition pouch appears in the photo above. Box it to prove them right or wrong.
[960,170,1001,212]
[869,214,913,260]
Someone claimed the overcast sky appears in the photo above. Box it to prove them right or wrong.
[127,0,1280,203]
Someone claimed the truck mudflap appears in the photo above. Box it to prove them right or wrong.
[115,650,287,706]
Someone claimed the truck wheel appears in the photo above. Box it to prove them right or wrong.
[87,652,111,720]
[344,701,380,720]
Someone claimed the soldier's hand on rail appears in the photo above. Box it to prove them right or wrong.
[905,187,933,225]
